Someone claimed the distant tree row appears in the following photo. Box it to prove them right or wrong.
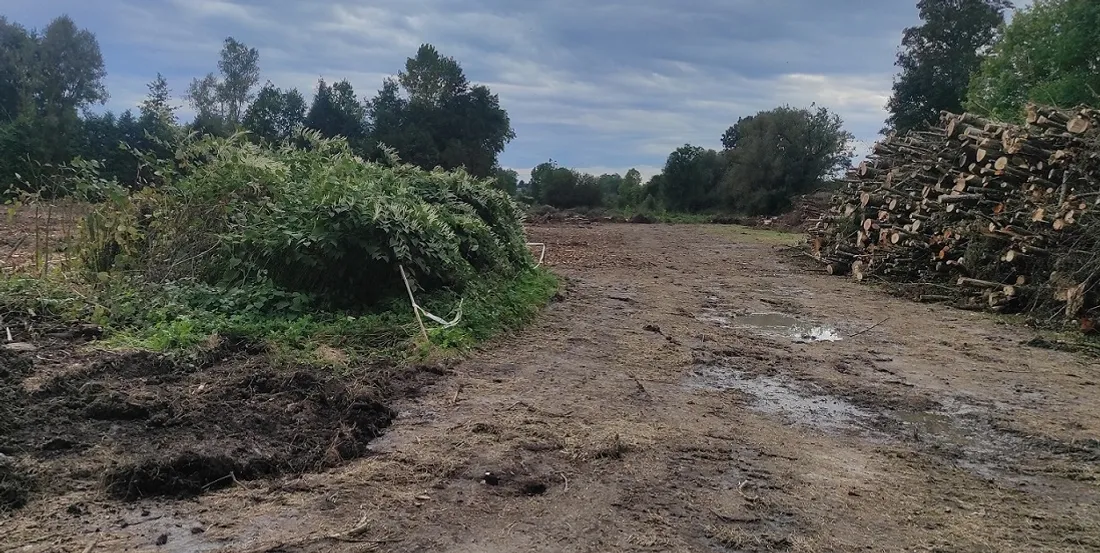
[886,0,1100,133]
[529,105,855,216]
[530,0,1100,216]
[524,163,646,210]
[0,15,514,194]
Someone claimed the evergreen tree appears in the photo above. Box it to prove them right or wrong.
[305,79,367,148]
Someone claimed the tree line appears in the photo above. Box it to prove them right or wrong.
[1,13,858,217]
[5,0,1094,216]
[527,104,856,216]
[0,15,515,194]
[886,0,1100,133]
[530,0,1100,217]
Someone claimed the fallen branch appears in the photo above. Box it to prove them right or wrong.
[848,317,889,338]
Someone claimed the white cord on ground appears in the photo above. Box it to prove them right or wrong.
[527,242,547,266]
[399,240,544,343]
[399,265,464,343]
[419,299,463,327]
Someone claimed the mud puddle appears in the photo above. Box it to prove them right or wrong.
[686,365,871,431]
[885,406,1050,486]
[698,309,842,343]
[686,362,1075,490]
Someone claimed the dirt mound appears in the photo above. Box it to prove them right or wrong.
[1,350,35,511]
[0,457,33,511]
[1,345,404,506]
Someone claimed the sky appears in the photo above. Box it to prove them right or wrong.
[4,0,1017,180]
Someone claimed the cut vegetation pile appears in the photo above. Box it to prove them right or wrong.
[809,104,1100,329]
[83,130,533,306]
[0,130,552,354]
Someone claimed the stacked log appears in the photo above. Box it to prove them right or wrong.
[809,104,1100,330]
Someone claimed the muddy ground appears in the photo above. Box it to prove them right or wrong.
[2,222,1098,553]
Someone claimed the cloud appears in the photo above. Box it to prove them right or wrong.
[6,0,944,177]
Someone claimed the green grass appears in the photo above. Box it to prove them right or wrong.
[425,268,559,351]
[646,212,714,224]
[1014,325,1100,359]
[0,267,559,365]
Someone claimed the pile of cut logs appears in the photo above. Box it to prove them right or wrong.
[809,104,1099,328]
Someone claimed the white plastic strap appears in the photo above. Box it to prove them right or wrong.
[527,242,547,266]
[418,298,463,328]
[399,265,464,342]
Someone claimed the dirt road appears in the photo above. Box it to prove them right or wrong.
[3,223,1098,552]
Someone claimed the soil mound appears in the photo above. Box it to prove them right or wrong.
[1,344,399,505]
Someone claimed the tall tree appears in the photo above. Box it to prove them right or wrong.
[722,105,854,215]
[186,36,259,132]
[78,110,141,187]
[398,44,469,105]
[721,116,753,150]
[0,17,34,123]
[527,161,602,208]
[216,37,260,125]
[491,167,519,195]
[244,82,306,143]
[35,15,108,114]
[35,15,108,166]
[966,0,1100,121]
[305,79,367,146]
[0,15,107,189]
[133,74,182,184]
[617,168,643,208]
[140,73,176,124]
[885,0,1013,133]
[187,72,226,135]
[596,173,624,205]
[658,145,725,212]
[365,44,514,178]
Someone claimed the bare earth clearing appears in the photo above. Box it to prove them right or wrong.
[2,222,1099,552]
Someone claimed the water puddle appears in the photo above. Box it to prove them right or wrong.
[687,366,871,431]
[730,313,842,342]
[698,310,842,342]
[893,411,979,450]
[688,362,1050,490]
[890,408,1033,484]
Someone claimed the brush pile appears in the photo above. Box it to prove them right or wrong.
[808,104,1100,330]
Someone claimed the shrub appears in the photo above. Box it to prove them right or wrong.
[78,130,533,308]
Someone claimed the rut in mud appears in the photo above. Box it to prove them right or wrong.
[2,223,1099,553]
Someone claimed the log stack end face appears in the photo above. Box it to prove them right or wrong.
[807,104,1100,326]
